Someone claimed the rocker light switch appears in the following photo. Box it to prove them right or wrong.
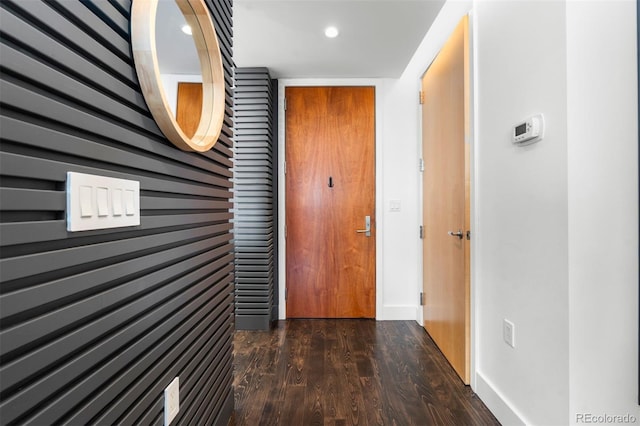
[96,187,109,217]
[112,188,123,216]
[125,189,136,216]
[79,186,93,217]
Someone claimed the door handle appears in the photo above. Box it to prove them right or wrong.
[356,215,371,237]
[447,229,464,239]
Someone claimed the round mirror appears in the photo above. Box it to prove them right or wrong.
[131,0,225,152]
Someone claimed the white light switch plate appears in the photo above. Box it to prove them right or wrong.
[164,377,180,426]
[66,172,140,232]
[503,319,515,348]
[389,200,401,212]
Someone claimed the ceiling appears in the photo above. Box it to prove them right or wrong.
[233,0,446,78]
[156,0,201,74]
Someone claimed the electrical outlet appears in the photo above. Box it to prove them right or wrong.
[503,319,515,348]
[164,377,180,426]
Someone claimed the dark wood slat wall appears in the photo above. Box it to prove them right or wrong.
[0,1,235,425]
[234,68,278,330]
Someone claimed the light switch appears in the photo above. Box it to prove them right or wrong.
[80,186,93,217]
[67,172,140,232]
[96,187,109,217]
[125,189,135,216]
[112,188,123,216]
[389,200,401,212]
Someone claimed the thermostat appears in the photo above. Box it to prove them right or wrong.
[513,113,544,145]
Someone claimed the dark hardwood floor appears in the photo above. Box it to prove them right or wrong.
[230,320,500,426]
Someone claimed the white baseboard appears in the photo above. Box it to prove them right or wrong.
[377,305,416,320]
[415,306,423,325]
[475,371,528,426]
[280,305,416,320]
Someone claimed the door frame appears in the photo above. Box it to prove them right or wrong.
[417,12,478,389]
[277,79,384,320]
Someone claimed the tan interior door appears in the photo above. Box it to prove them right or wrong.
[286,86,375,318]
[176,82,203,139]
[421,16,470,384]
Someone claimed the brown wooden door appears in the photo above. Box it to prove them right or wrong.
[176,82,203,139]
[286,86,375,318]
[421,16,470,383]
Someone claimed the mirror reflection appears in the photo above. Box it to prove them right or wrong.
[155,0,203,138]
[132,0,225,151]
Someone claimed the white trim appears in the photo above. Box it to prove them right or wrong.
[416,95,424,327]
[277,78,385,320]
[475,371,528,426]
[379,305,417,321]
[468,7,478,392]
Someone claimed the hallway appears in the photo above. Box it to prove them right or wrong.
[231,320,499,425]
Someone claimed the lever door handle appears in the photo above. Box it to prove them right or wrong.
[448,230,464,239]
[356,215,371,237]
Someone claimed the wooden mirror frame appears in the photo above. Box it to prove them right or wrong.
[131,0,225,152]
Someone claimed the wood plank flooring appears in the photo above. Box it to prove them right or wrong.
[231,320,500,426]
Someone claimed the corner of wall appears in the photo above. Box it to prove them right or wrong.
[566,0,640,422]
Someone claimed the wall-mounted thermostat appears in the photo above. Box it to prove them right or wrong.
[513,113,544,145]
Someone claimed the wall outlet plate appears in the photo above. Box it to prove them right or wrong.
[503,319,515,348]
[164,377,180,426]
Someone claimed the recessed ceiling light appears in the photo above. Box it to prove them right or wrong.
[324,26,339,38]
[181,24,192,35]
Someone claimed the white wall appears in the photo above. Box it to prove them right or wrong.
[474,1,570,424]
[566,1,639,424]
[376,77,423,320]
[472,0,639,425]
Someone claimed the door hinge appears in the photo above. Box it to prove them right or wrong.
[419,90,424,105]
[419,158,425,172]
[419,225,424,239]
[419,292,425,306]
[466,230,471,240]
[284,160,287,175]
[284,97,287,111]
[285,225,287,238]
[285,287,288,300]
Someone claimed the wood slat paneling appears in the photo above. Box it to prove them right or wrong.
[234,68,278,330]
[0,0,235,424]
[2,0,137,85]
